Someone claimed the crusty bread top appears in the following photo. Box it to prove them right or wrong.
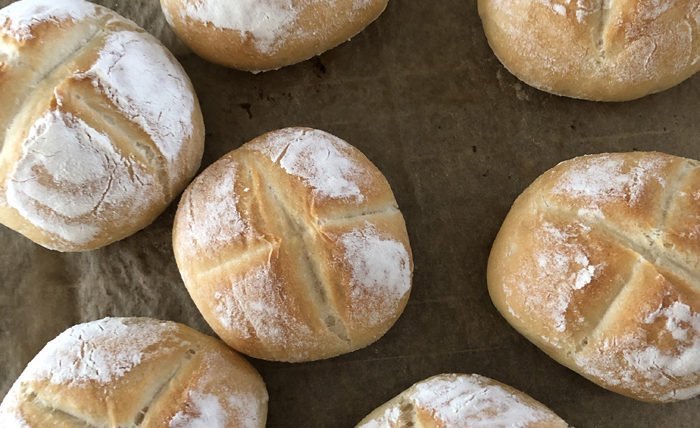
[160,0,389,71]
[488,152,700,402]
[478,0,700,101]
[0,0,204,251]
[356,374,568,427]
[173,128,413,362]
[0,317,268,428]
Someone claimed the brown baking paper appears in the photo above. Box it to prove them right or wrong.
[1,1,698,427]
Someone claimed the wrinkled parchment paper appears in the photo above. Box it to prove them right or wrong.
[1,1,698,426]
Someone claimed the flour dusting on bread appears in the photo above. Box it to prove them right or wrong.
[358,374,565,427]
[552,155,668,208]
[180,158,252,255]
[0,0,97,41]
[519,221,599,334]
[182,0,297,53]
[339,223,411,325]
[214,263,312,347]
[411,375,554,427]
[575,299,700,401]
[6,110,152,245]
[84,30,195,163]
[20,318,176,385]
[252,128,368,202]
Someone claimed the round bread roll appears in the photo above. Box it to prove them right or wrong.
[0,317,268,427]
[173,128,413,362]
[478,0,700,101]
[356,374,568,427]
[159,0,390,72]
[0,0,205,252]
[489,152,700,402]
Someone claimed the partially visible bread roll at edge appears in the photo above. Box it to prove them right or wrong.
[0,0,205,251]
[478,0,700,101]
[0,317,268,427]
[356,374,569,427]
[173,127,413,362]
[488,152,700,402]
[160,0,390,72]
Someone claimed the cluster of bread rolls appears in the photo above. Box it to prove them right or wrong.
[1,0,699,426]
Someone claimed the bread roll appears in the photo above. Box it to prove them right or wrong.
[478,0,700,101]
[356,374,568,427]
[0,317,268,427]
[0,0,205,252]
[159,0,390,72]
[488,152,700,402]
[173,128,413,362]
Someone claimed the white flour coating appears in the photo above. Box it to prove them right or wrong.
[170,392,226,428]
[6,110,148,245]
[534,0,596,23]
[251,128,368,201]
[526,222,599,333]
[353,0,375,10]
[409,375,554,427]
[182,159,251,255]
[0,0,96,41]
[575,300,700,401]
[170,352,265,428]
[552,155,668,208]
[215,263,312,347]
[339,223,411,326]
[170,391,261,428]
[82,30,194,163]
[17,318,175,386]
[0,382,29,428]
[357,405,400,428]
[182,0,297,53]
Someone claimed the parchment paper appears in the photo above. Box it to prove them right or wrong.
[1,1,698,427]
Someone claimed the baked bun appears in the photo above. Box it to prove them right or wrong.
[0,0,205,252]
[173,127,413,362]
[478,0,700,101]
[0,317,267,427]
[488,152,700,402]
[159,0,389,72]
[356,374,568,427]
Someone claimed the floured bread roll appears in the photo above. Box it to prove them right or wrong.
[0,0,205,252]
[0,317,268,427]
[173,128,413,362]
[159,0,390,72]
[478,0,700,101]
[356,374,568,427]
[489,152,700,402]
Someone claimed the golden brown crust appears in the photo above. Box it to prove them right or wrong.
[0,317,268,427]
[0,0,204,252]
[173,128,413,362]
[356,374,569,427]
[160,0,389,71]
[488,152,700,402]
[478,0,700,101]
